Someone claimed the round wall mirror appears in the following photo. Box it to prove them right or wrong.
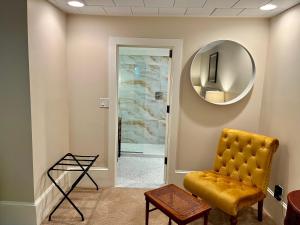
[190,40,255,105]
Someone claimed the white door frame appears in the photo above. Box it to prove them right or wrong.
[108,37,183,186]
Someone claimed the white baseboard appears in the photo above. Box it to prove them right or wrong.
[68,167,112,188]
[168,170,191,188]
[1,168,285,225]
[265,187,287,225]
[35,171,70,225]
[0,171,70,225]
[267,187,287,212]
[34,166,110,224]
[0,201,37,225]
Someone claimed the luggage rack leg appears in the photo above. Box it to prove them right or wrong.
[68,153,99,190]
[48,173,84,221]
[47,153,99,221]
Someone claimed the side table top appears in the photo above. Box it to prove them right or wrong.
[145,184,211,222]
[288,190,300,214]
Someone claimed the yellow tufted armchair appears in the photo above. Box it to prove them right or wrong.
[184,128,279,225]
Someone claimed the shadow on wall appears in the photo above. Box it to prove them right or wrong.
[179,52,252,127]
[270,143,290,196]
[265,143,289,224]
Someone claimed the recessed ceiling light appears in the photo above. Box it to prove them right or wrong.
[68,1,85,7]
[260,3,277,11]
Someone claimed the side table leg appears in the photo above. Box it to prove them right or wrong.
[258,200,263,222]
[230,216,238,225]
[145,199,149,225]
[168,217,172,225]
[204,213,208,225]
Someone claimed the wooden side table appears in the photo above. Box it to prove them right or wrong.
[144,184,211,225]
[285,190,300,225]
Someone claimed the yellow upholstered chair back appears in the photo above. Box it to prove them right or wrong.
[213,128,279,193]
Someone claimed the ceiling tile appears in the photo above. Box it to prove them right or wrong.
[261,7,288,16]
[233,0,271,8]
[78,6,107,15]
[174,0,206,8]
[132,7,158,16]
[85,0,115,6]
[211,8,244,16]
[185,7,214,16]
[238,8,268,16]
[48,0,299,17]
[237,0,300,16]
[50,0,81,13]
[203,0,239,8]
[238,8,286,17]
[114,0,144,7]
[104,6,132,15]
[159,7,186,16]
[270,0,300,8]
[144,0,175,8]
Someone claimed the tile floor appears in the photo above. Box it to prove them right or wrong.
[121,143,165,157]
[116,156,165,188]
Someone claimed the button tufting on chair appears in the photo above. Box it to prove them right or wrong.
[184,128,279,225]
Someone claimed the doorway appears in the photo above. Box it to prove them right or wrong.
[116,46,172,188]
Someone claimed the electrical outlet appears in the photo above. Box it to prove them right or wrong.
[274,185,283,201]
[99,98,109,108]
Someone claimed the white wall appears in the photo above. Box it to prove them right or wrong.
[5,1,298,224]
[0,0,34,203]
[0,1,36,224]
[28,0,69,199]
[27,0,69,223]
[260,4,300,224]
[66,15,269,177]
[27,4,300,224]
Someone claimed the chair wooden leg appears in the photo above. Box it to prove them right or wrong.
[204,212,208,225]
[230,216,238,225]
[258,200,263,222]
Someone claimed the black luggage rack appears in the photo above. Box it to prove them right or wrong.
[47,153,99,221]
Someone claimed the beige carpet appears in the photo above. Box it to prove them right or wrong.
[42,188,276,225]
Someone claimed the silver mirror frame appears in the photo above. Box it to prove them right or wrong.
[190,40,256,105]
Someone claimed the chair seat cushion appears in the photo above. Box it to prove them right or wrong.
[184,170,265,216]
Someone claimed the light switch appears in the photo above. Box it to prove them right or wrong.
[99,98,109,108]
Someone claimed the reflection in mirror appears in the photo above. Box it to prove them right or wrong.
[190,40,255,105]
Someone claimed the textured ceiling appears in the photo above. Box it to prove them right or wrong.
[48,0,300,17]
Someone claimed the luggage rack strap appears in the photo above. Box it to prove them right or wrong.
[57,162,91,167]
[72,154,97,158]
[62,158,94,162]
[47,153,99,221]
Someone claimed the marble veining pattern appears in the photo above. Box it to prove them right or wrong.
[118,55,169,145]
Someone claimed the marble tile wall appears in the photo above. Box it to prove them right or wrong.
[118,55,169,144]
